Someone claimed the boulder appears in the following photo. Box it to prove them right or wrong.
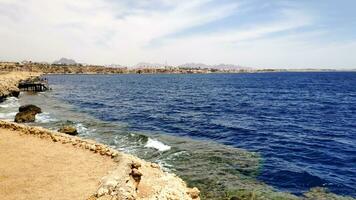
[58,126,78,136]
[19,104,42,114]
[14,104,42,123]
[9,90,20,98]
[15,111,36,123]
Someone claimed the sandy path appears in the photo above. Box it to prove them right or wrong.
[0,128,116,200]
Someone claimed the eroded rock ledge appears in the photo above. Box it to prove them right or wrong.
[0,72,40,101]
[0,120,200,200]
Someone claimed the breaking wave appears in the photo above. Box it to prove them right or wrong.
[145,138,171,152]
[35,112,58,123]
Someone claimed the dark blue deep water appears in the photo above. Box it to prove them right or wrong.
[46,72,356,196]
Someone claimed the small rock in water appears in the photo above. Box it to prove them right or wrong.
[14,104,42,123]
[58,126,78,136]
[19,104,42,114]
[15,112,36,123]
[9,90,20,98]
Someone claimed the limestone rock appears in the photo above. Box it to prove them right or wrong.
[14,111,36,123]
[131,168,142,182]
[131,162,141,169]
[19,104,42,114]
[9,89,20,98]
[14,105,42,123]
[58,126,78,136]
[187,187,200,199]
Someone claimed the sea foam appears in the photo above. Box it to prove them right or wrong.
[35,113,58,123]
[75,123,97,136]
[145,138,171,152]
[0,112,17,120]
[0,97,19,108]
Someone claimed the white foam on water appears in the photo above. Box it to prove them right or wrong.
[75,123,96,136]
[144,138,171,152]
[155,160,172,172]
[75,123,87,133]
[0,112,17,120]
[35,113,58,123]
[0,97,19,108]
[0,97,19,121]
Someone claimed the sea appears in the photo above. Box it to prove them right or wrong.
[1,72,355,198]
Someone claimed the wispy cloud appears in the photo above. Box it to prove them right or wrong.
[0,0,355,68]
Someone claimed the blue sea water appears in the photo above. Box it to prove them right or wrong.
[45,72,356,196]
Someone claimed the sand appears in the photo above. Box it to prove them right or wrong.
[0,127,116,200]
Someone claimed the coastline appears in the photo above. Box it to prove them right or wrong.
[1,72,355,200]
[0,72,41,102]
[0,72,200,200]
[0,121,199,200]
[1,61,355,75]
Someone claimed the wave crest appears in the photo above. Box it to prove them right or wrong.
[145,138,171,152]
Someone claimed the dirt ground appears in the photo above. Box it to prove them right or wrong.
[0,128,116,200]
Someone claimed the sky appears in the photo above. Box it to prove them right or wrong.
[0,0,355,69]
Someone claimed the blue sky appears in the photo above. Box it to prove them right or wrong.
[0,0,355,68]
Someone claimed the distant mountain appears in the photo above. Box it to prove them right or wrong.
[106,64,126,68]
[134,62,167,69]
[53,58,77,65]
[212,64,251,70]
[178,63,251,70]
[178,63,210,69]
[131,62,252,70]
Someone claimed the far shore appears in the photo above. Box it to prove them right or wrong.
[1,61,355,75]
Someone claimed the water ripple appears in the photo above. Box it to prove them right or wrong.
[46,72,356,197]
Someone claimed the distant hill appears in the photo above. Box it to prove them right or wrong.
[131,62,251,70]
[134,62,167,69]
[212,63,251,70]
[106,64,126,68]
[179,63,251,70]
[53,58,77,65]
[178,63,210,69]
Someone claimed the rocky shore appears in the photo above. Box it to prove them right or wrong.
[0,72,200,200]
[0,121,200,200]
[0,72,40,101]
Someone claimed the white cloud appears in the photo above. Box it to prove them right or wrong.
[0,0,239,64]
[0,0,355,68]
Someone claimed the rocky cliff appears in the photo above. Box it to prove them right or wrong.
[0,72,40,101]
